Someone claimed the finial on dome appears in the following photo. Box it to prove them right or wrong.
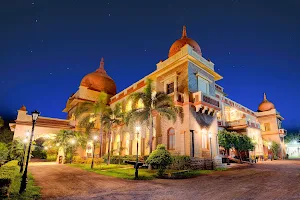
[182,26,187,38]
[96,57,106,73]
[263,93,267,100]
[20,105,27,111]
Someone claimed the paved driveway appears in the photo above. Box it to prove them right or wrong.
[29,160,300,200]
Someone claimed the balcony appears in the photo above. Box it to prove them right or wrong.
[225,118,260,130]
[279,129,287,137]
[225,118,247,127]
[192,91,220,115]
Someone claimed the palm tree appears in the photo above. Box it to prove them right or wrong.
[101,103,124,164]
[45,130,87,163]
[126,79,180,154]
[75,92,109,157]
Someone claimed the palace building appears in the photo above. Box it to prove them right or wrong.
[10,26,287,163]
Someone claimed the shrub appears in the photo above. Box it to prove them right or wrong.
[170,156,191,170]
[0,160,19,198]
[0,142,8,164]
[146,145,173,176]
[72,156,104,165]
[32,146,47,159]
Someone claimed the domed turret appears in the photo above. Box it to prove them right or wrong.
[80,58,117,95]
[168,26,202,58]
[258,93,275,112]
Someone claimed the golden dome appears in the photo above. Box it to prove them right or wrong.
[80,58,117,95]
[168,26,202,58]
[258,93,275,112]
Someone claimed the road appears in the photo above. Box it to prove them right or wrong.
[29,160,300,200]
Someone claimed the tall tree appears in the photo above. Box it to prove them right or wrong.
[75,92,109,157]
[0,116,4,128]
[126,79,179,154]
[101,103,124,164]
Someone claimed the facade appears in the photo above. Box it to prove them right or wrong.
[10,26,286,163]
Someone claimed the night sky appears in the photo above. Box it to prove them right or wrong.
[1,0,299,130]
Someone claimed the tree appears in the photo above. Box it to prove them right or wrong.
[0,116,4,128]
[75,92,109,157]
[126,79,180,154]
[102,103,124,165]
[45,130,87,163]
[0,142,8,164]
[285,133,300,144]
[146,144,172,177]
[218,130,236,156]
[0,128,13,144]
[271,141,280,159]
[9,139,24,162]
[234,135,254,163]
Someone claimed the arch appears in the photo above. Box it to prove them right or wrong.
[167,128,175,150]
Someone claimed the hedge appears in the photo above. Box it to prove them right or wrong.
[169,156,191,170]
[0,160,19,198]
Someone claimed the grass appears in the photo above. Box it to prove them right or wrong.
[70,163,219,180]
[9,173,40,200]
[0,160,40,199]
[70,163,157,180]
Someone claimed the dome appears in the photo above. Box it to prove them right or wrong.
[80,58,117,95]
[258,93,275,112]
[168,26,202,58]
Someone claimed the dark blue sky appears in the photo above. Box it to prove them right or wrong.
[1,0,299,130]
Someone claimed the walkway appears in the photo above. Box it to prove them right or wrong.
[29,160,300,200]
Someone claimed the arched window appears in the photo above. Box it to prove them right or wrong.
[137,98,144,108]
[126,100,132,112]
[168,128,175,150]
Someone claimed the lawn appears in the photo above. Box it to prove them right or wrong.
[69,163,217,180]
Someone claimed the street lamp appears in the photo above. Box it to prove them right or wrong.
[19,110,40,193]
[19,137,28,173]
[69,139,76,164]
[91,135,98,169]
[208,133,214,170]
[135,126,140,180]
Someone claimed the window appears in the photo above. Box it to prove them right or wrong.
[126,100,132,112]
[197,76,209,94]
[137,99,144,108]
[264,123,271,131]
[167,128,175,150]
[166,82,174,94]
[202,133,207,149]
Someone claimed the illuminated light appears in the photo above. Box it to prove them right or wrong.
[208,133,212,138]
[25,131,30,137]
[70,139,76,145]
[136,126,141,132]
[23,138,28,143]
[56,143,60,147]
[45,147,48,150]
[93,135,98,140]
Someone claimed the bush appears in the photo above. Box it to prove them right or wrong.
[0,160,19,198]
[72,156,104,165]
[170,156,191,170]
[146,145,173,177]
[32,146,47,159]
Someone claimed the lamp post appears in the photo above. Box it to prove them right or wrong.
[135,126,140,180]
[19,110,40,193]
[70,139,76,164]
[208,133,214,170]
[91,135,98,169]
